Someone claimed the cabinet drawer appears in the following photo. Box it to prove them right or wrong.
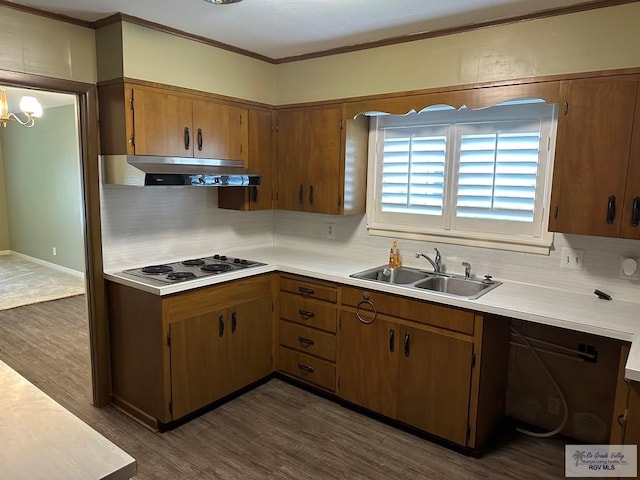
[341,287,474,335]
[280,275,337,303]
[278,347,336,392]
[279,292,337,333]
[279,320,336,362]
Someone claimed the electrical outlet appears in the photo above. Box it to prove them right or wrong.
[52,247,57,256]
[326,222,336,240]
[560,247,584,270]
[547,396,561,416]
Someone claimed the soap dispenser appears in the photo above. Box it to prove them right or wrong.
[388,240,401,269]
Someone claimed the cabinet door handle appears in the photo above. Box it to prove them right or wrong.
[389,329,395,353]
[184,127,190,150]
[197,128,203,151]
[231,312,237,333]
[218,315,224,337]
[632,197,640,227]
[298,309,315,318]
[309,185,314,205]
[297,336,315,347]
[299,185,304,205]
[298,286,315,296]
[298,363,314,374]
[251,186,258,203]
[404,332,410,357]
[607,195,616,225]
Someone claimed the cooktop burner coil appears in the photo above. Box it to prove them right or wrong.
[141,265,173,274]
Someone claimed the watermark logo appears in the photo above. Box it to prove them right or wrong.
[565,445,637,477]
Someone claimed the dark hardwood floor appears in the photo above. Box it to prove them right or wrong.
[0,295,569,479]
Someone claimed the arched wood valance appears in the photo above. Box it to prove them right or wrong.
[343,81,561,119]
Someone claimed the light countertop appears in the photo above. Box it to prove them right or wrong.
[0,360,136,480]
[104,246,640,380]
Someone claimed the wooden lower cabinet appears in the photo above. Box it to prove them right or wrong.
[337,286,510,449]
[169,296,273,420]
[337,311,398,418]
[396,325,473,446]
[276,274,339,391]
[108,274,275,429]
[169,308,229,419]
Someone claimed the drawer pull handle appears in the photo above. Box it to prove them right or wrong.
[298,363,314,374]
[389,329,395,352]
[356,299,377,324]
[298,336,315,347]
[298,309,316,318]
[404,332,410,357]
[231,312,237,333]
[298,287,315,296]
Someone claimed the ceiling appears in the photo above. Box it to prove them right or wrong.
[8,0,615,60]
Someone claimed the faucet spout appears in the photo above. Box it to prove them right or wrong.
[415,248,442,273]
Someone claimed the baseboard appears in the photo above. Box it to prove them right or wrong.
[0,250,10,256]
[9,251,85,278]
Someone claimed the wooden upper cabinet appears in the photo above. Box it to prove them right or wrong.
[549,77,638,237]
[276,105,368,215]
[218,108,275,211]
[193,100,248,162]
[131,88,194,157]
[98,82,248,164]
[620,91,640,240]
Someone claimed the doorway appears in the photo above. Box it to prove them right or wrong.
[0,70,108,407]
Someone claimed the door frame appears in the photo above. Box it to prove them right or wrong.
[0,69,110,407]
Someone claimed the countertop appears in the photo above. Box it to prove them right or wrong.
[104,246,640,381]
[0,360,136,480]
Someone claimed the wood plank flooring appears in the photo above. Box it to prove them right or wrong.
[0,295,569,479]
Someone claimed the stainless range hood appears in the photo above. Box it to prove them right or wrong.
[101,155,262,187]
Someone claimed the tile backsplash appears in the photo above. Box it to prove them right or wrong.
[100,186,640,304]
[274,211,640,304]
[100,186,274,271]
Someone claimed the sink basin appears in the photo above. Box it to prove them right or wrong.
[350,265,431,284]
[414,275,499,299]
[350,265,501,299]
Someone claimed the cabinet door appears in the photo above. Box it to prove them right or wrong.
[131,88,193,157]
[337,310,398,418]
[193,100,248,163]
[396,326,473,446]
[549,78,638,236]
[218,108,275,211]
[306,106,342,214]
[169,309,229,420]
[620,92,640,239]
[227,296,273,393]
[277,109,309,212]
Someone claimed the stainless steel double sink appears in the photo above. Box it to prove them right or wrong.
[350,265,501,300]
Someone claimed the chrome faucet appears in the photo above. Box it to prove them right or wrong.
[462,262,471,279]
[415,248,442,273]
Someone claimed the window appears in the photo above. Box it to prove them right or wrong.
[367,101,557,253]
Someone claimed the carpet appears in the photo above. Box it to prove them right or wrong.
[0,255,85,311]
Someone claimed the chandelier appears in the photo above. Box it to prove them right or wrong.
[0,88,43,128]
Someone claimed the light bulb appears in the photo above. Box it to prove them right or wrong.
[19,96,42,117]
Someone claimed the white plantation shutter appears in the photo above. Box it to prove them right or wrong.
[368,101,557,252]
[380,126,447,215]
[456,121,542,223]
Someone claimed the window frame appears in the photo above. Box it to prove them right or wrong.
[366,101,558,254]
